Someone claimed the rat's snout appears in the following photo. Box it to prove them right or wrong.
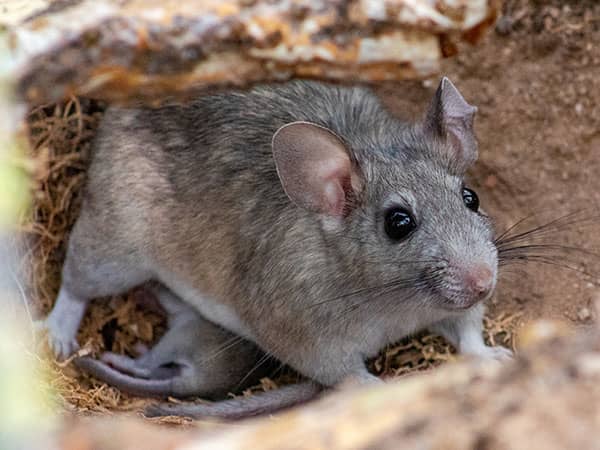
[429,256,497,309]
[463,264,495,301]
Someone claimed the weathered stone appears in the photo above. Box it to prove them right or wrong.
[2,0,499,105]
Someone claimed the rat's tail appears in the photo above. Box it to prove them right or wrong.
[144,381,322,420]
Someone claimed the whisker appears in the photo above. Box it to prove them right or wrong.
[307,270,435,309]
[235,352,273,391]
[498,243,600,260]
[492,209,600,283]
[201,335,247,363]
[496,210,600,247]
[326,271,443,327]
[494,210,542,243]
[499,254,594,279]
[498,245,600,270]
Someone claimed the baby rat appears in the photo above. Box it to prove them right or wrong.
[75,284,270,398]
[77,283,321,418]
[44,77,511,418]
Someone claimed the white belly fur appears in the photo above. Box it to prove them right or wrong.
[158,271,253,340]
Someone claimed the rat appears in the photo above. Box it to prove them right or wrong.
[76,283,321,418]
[43,77,511,418]
[75,283,271,398]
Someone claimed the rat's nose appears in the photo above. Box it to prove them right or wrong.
[464,265,494,299]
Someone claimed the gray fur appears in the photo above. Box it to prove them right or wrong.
[44,78,510,418]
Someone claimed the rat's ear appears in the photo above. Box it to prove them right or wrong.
[424,77,478,172]
[272,121,359,217]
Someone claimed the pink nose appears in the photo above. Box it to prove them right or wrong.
[464,265,494,299]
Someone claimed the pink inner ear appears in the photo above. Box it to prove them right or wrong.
[424,78,479,172]
[322,181,346,217]
[447,128,466,162]
[315,155,351,217]
[272,121,357,217]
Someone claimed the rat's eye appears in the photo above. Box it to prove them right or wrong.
[462,187,479,212]
[384,208,416,241]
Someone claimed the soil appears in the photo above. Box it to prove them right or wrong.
[377,0,600,329]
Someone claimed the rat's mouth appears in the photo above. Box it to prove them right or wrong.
[433,286,495,311]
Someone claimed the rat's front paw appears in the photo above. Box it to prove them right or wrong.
[35,318,80,361]
[50,334,80,361]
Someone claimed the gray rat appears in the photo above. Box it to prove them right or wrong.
[43,77,511,418]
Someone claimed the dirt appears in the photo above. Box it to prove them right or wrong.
[377,0,600,329]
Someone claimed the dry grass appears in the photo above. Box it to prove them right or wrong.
[21,98,98,315]
[19,98,521,420]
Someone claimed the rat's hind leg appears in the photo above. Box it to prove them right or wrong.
[45,285,87,360]
[45,211,151,360]
[77,285,266,398]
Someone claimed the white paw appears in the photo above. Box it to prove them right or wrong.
[36,318,80,361]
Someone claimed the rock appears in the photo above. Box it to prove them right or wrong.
[517,319,572,349]
[1,0,499,105]
[39,322,600,450]
[578,307,592,322]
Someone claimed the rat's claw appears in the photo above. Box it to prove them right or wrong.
[49,333,80,361]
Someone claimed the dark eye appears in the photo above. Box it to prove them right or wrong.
[462,187,479,212]
[384,208,416,241]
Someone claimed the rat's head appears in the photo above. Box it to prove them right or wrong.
[272,78,497,311]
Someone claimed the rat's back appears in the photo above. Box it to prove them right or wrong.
[80,82,398,316]
[85,81,397,262]
[90,81,393,205]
